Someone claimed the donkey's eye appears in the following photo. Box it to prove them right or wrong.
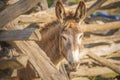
[61,35,67,41]
[78,33,83,39]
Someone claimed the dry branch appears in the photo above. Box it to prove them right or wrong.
[70,67,114,77]
[15,0,117,25]
[72,77,90,80]
[100,1,120,10]
[83,34,120,44]
[0,24,41,41]
[81,21,120,32]
[82,42,120,57]
[15,0,97,24]
[86,0,107,17]
[18,16,120,33]
[87,51,120,74]
[0,0,43,28]
[40,0,48,10]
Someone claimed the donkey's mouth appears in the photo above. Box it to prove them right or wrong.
[68,62,79,71]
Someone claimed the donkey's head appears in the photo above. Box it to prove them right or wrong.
[56,0,86,68]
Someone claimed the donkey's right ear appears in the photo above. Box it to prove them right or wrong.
[55,0,66,22]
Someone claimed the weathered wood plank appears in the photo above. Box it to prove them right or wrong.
[40,0,48,10]
[70,67,115,77]
[87,51,120,74]
[86,0,107,17]
[16,0,108,24]
[83,34,120,44]
[81,21,120,32]
[100,1,120,10]
[0,0,43,28]
[72,77,90,80]
[0,24,41,41]
[15,0,95,23]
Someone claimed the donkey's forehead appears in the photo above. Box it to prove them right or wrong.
[62,19,81,32]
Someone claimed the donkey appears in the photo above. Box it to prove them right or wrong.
[38,0,86,69]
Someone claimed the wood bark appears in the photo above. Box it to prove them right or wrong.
[14,0,96,23]
[17,14,120,33]
[99,1,120,10]
[83,34,120,44]
[81,21,120,32]
[87,51,120,74]
[86,0,107,17]
[70,67,114,77]
[0,24,41,41]
[72,77,90,80]
[0,0,43,28]
[39,0,48,10]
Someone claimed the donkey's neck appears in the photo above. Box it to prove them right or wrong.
[38,20,63,64]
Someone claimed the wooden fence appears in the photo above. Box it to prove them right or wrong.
[0,0,120,80]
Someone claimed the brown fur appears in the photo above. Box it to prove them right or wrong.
[37,0,86,65]
[37,20,62,64]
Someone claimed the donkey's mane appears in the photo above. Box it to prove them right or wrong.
[40,11,75,35]
[41,20,59,32]
[39,19,62,64]
[40,19,60,41]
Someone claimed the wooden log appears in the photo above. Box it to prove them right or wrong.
[72,77,90,80]
[33,78,42,80]
[7,0,20,4]
[0,0,44,28]
[86,0,107,17]
[99,1,120,10]
[70,67,115,77]
[81,21,120,32]
[15,0,110,24]
[80,58,120,66]
[83,34,120,44]
[15,0,96,23]
[59,62,69,80]
[83,42,120,57]
[0,54,28,70]
[87,51,120,74]
[0,24,41,41]
[39,0,48,10]
[16,10,56,23]
[0,0,7,12]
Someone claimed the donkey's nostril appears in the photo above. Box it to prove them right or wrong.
[68,61,78,67]
[68,62,78,71]
[72,62,78,67]
[68,61,72,65]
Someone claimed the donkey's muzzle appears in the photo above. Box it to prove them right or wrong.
[68,62,79,71]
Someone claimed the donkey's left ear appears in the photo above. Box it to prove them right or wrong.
[74,0,86,22]
[55,0,66,23]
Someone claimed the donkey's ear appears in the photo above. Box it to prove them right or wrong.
[74,0,86,22]
[55,0,66,22]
